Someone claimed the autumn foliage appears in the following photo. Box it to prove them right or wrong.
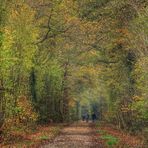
[0,0,147,146]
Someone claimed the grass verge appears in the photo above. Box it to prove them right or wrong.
[97,129,119,147]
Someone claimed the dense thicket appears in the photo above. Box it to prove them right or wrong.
[0,0,147,133]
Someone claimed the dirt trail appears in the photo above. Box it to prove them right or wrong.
[42,122,104,148]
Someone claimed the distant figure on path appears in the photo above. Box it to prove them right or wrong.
[86,113,89,122]
[92,112,97,123]
[82,114,85,121]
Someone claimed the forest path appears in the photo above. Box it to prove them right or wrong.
[42,122,104,148]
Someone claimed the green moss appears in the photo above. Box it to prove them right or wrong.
[38,135,49,140]
[101,134,119,147]
[96,130,107,135]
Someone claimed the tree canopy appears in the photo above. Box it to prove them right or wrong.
[0,0,147,135]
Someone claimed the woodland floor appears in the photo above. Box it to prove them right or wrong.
[42,122,103,148]
[42,121,144,148]
[0,121,144,148]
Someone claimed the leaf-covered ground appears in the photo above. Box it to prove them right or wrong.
[0,122,145,148]
[0,124,62,148]
[96,122,144,148]
[42,122,144,148]
[43,122,104,148]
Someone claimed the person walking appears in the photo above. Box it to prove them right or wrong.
[92,112,97,123]
[86,113,89,122]
[82,114,85,121]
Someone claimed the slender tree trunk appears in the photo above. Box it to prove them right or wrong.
[61,60,70,122]
[30,68,37,102]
